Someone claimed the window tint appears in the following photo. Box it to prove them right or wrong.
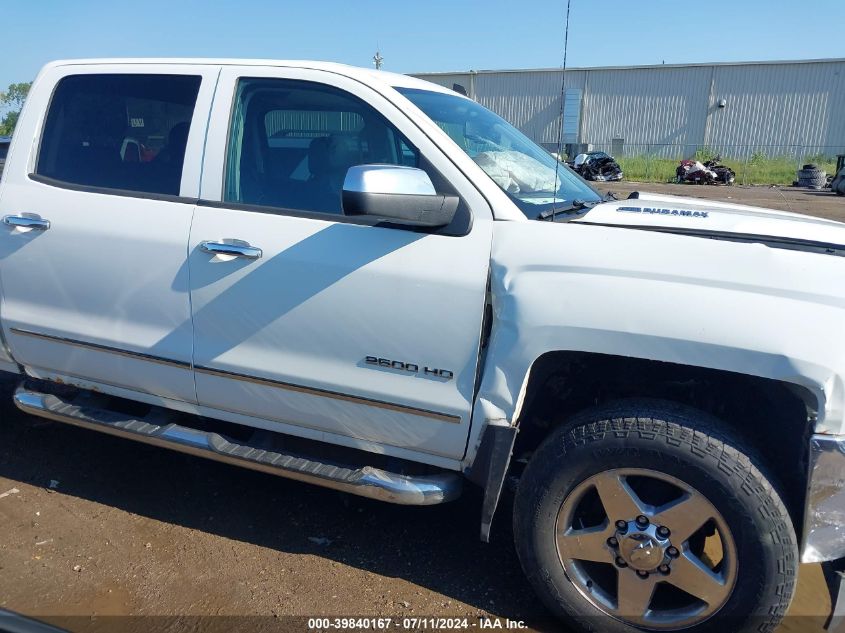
[37,74,201,196]
[226,78,420,215]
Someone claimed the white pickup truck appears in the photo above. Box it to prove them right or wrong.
[2,59,844,633]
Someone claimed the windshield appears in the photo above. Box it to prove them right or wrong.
[395,87,601,218]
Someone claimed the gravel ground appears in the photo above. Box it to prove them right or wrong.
[0,183,842,633]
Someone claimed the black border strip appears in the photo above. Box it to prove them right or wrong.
[576,221,845,257]
[27,173,469,236]
[196,198,465,235]
[28,173,200,205]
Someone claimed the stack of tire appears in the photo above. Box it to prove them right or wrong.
[797,164,827,189]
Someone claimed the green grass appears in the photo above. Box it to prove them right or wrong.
[615,155,838,186]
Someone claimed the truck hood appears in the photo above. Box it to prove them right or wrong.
[574,191,845,252]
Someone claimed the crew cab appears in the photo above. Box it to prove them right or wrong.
[1,59,844,633]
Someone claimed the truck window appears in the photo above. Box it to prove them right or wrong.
[395,87,601,219]
[36,74,201,196]
[225,78,419,215]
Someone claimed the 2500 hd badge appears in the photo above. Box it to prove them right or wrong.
[364,356,454,380]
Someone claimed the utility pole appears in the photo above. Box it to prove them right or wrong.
[373,50,384,70]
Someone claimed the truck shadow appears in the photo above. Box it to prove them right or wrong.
[0,375,555,630]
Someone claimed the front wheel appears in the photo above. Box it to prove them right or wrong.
[513,399,797,633]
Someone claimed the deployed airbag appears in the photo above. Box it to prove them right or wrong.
[473,150,558,194]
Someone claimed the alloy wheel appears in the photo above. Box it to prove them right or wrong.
[555,468,737,629]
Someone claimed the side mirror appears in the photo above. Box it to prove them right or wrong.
[342,165,459,228]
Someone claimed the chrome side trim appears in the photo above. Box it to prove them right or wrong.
[13,386,462,506]
[9,328,191,369]
[195,365,462,424]
[801,433,845,563]
[9,328,461,424]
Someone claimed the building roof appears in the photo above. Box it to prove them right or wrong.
[412,57,845,76]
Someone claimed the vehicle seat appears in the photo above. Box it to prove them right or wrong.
[306,134,363,214]
[156,122,190,165]
[146,122,191,194]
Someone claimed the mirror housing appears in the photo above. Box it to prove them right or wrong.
[342,165,459,228]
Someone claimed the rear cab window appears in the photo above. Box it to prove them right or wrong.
[35,74,201,196]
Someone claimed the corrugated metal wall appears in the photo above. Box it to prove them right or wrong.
[705,61,845,154]
[416,70,584,144]
[413,59,845,158]
[580,65,711,156]
[473,71,586,144]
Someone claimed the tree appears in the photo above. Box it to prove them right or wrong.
[0,82,32,136]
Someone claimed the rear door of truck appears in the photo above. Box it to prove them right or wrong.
[0,63,219,404]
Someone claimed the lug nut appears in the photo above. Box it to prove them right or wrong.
[607,537,619,548]
[636,515,649,528]
[636,570,649,578]
[657,526,671,538]
[615,556,628,568]
[615,520,628,531]
[659,564,671,575]
[667,546,680,558]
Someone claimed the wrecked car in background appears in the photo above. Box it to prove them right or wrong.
[676,155,736,184]
[571,150,623,181]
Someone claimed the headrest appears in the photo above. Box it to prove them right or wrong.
[308,136,331,177]
[309,134,362,179]
[169,122,190,149]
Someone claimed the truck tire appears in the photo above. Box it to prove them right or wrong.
[513,399,797,633]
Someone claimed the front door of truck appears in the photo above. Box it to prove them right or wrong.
[0,65,218,403]
[188,67,493,463]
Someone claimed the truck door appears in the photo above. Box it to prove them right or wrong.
[187,67,493,463]
[0,65,219,403]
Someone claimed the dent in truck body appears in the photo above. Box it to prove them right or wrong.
[476,220,845,436]
[466,217,845,546]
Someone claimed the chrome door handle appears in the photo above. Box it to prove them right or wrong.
[3,215,51,230]
[200,240,262,260]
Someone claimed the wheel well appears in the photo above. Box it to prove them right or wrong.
[512,351,815,529]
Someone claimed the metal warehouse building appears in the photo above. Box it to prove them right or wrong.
[412,58,845,161]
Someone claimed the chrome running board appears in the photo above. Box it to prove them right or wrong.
[13,385,461,506]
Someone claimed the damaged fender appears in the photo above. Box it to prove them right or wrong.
[463,219,845,543]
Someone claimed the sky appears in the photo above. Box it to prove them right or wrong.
[2,0,844,91]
